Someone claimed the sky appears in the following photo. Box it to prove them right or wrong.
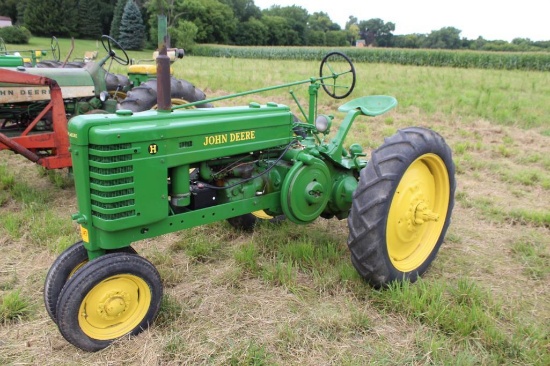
[253,0,549,42]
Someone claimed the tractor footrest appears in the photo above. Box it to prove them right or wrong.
[338,95,397,116]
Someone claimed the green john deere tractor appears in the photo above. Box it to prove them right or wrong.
[44,44,456,351]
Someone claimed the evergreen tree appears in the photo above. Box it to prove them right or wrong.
[23,0,78,37]
[0,0,18,24]
[77,0,102,39]
[16,0,28,25]
[98,0,117,35]
[118,0,145,50]
[109,0,126,40]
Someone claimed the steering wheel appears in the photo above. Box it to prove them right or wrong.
[101,35,129,65]
[50,36,60,61]
[319,51,356,99]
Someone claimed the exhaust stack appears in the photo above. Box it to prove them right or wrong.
[156,14,171,112]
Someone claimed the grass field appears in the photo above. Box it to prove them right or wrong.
[0,37,549,365]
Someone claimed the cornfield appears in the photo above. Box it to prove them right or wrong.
[191,45,550,71]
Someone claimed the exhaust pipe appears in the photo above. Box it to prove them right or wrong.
[156,14,171,112]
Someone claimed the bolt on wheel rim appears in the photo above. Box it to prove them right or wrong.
[386,154,450,272]
[78,274,151,340]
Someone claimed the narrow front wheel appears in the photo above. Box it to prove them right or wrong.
[44,242,136,323]
[55,253,162,351]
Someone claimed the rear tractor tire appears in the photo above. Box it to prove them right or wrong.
[119,77,212,112]
[105,72,132,93]
[55,252,162,352]
[227,211,285,232]
[347,127,456,287]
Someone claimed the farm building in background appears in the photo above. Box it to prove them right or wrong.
[0,16,12,28]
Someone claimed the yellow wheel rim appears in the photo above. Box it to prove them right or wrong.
[108,90,127,102]
[386,154,450,272]
[152,98,193,110]
[78,274,151,340]
[251,210,273,220]
[69,261,87,277]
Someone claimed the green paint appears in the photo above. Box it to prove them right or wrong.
[67,56,397,258]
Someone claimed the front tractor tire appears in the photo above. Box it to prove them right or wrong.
[55,252,162,352]
[347,127,456,287]
[44,242,137,324]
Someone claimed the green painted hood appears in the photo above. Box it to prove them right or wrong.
[0,66,96,101]
[10,67,95,87]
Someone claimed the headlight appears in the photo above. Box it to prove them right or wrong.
[99,91,109,102]
[315,115,332,133]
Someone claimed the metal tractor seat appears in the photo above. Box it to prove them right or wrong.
[338,95,398,116]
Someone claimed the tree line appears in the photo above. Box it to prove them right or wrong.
[1,0,549,52]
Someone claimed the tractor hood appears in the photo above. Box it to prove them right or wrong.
[0,66,95,103]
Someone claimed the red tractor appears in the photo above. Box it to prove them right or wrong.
[0,36,210,169]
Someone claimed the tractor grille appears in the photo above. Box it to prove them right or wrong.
[90,177,133,186]
[88,143,136,222]
[89,143,132,151]
[90,188,135,197]
[89,166,133,175]
[89,154,133,163]
[91,199,135,209]
[92,210,136,221]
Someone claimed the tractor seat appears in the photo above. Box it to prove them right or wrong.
[23,50,45,64]
[338,95,397,116]
[128,64,173,75]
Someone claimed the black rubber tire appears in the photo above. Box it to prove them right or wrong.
[33,60,86,68]
[105,72,132,92]
[347,127,456,287]
[64,61,87,68]
[56,252,162,352]
[34,60,62,68]
[44,242,137,323]
[227,212,285,232]
[119,77,212,112]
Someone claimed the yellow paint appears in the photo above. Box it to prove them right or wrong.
[386,153,450,272]
[78,274,151,340]
[202,130,256,146]
[128,65,157,74]
[252,210,273,220]
[80,226,89,243]
[128,64,173,75]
